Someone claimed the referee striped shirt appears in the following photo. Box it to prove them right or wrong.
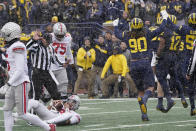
[187,40,196,76]
[26,39,63,70]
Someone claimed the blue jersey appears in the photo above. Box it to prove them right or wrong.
[123,20,167,60]
[149,26,160,52]
[168,20,196,56]
[161,28,184,53]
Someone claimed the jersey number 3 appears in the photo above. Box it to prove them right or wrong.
[52,43,66,55]
[129,37,147,53]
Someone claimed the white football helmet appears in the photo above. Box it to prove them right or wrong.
[53,22,67,40]
[67,95,81,111]
[0,22,21,42]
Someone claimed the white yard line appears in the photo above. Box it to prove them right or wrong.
[81,120,196,131]
[84,124,105,128]
[0,125,23,127]
[80,107,182,116]
[82,101,125,105]
[80,107,103,110]
[176,123,195,127]
[81,98,188,101]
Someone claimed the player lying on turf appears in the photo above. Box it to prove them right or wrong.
[27,95,81,126]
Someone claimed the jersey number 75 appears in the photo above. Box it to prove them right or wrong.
[52,43,66,55]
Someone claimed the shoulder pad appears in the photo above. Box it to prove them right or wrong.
[12,46,25,53]
[12,42,25,53]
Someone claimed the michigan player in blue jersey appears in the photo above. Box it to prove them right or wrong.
[155,15,188,114]
[121,11,168,121]
[167,12,196,116]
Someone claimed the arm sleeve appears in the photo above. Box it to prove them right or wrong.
[8,52,25,85]
[101,57,112,79]
[121,55,128,77]
[51,47,63,67]
[187,40,196,76]
[77,48,86,63]
[89,49,96,63]
[26,39,39,52]
[66,43,74,65]
[167,19,185,35]
[147,19,167,39]
[114,26,123,40]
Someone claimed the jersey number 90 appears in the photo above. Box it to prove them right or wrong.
[129,37,147,53]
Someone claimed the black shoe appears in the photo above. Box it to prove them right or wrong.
[99,95,109,99]
[181,98,188,108]
[142,114,149,121]
[166,100,176,112]
[156,104,167,113]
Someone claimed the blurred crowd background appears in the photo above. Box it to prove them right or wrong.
[0,0,195,27]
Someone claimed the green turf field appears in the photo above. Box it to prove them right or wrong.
[0,98,196,131]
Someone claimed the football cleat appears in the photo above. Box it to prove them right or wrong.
[88,96,94,99]
[191,109,196,116]
[49,124,56,131]
[166,100,176,112]
[156,104,167,113]
[142,114,149,121]
[181,99,188,108]
[138,96,147,114]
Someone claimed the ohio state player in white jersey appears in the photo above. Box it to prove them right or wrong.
[0,22,56,131]
[27,95,81,125]
[50,22,74,98]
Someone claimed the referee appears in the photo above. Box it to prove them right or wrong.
[26,31,65,101]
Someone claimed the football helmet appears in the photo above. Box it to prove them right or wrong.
[130,18,143,30]
[0,22,21,42]
[188,13,196,26]
[168,15,177,24]
[53,22,67,40]
[67,95,81,111]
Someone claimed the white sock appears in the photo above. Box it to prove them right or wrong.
[4,111,14,131]
[46,112,72,124]
[19,113,50,131]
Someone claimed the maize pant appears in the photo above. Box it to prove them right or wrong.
[102,73,137,97]
[74,69,94,97]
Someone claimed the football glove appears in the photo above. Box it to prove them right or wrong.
[87,51,91,57]
[160,10,169,20]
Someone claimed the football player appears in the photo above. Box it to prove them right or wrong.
[50,22,74,99]
[27,95,81,126]
[155,15,188,113]
[121,10,168,121]
[0,22,56,131]
[167,12,196,116]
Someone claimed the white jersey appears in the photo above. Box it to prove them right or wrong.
[28,99,81,125]
[50,33,74,71]
[3,41,30,86]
